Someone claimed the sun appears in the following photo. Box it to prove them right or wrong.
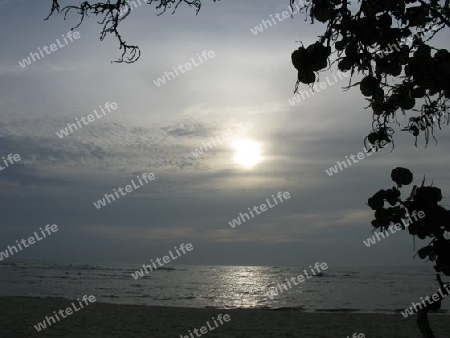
[232,139,262,168]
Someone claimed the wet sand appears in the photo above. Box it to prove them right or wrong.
[1,296,450,337]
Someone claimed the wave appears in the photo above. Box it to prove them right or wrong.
[315,308,360,312]
[271,306,305,311]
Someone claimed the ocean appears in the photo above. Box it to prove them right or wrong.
[1,261,449,314]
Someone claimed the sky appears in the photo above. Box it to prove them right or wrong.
[0,0,449,267]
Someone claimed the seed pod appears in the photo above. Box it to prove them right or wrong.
[335,40,347,51]
[291,47,307,71]
[312,6,331,23]
[412,87,426,98]
[360,76,379,97]
[338,57,353,72]
[399,95,415,110]
[377,12,392,29]
[297,70,316,84]
[391,167,413,186]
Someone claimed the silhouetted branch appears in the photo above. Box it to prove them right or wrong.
[417,0,450,27]
[46,0,216,63]
[291,0,450,147]
[368,168,450,337]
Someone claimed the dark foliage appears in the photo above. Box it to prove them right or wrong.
[368,168,450,336]
[368,167,450,275]
[291,0,450,146]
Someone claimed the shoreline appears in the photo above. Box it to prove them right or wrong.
[2,295,450,315]
[2,296,450,337]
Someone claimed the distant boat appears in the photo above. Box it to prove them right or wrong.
[157,267,176,271]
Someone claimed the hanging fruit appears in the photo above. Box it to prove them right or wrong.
[360,76,379,97]
[391,167,413,186]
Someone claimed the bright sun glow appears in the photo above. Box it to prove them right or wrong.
[232,139,262,168]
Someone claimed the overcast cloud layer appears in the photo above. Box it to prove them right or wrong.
[0,0,449,267]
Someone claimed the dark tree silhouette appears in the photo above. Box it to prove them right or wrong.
[45,0,217,63]
[368,167,450,337]
[294,3,449,335]
[290,0,450,146]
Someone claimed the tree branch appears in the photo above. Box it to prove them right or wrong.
[45,0,215,63]
[417,0,450,28]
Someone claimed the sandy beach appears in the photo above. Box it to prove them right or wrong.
[1,297,449,338]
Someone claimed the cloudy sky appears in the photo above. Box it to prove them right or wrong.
[0,0,449,267]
